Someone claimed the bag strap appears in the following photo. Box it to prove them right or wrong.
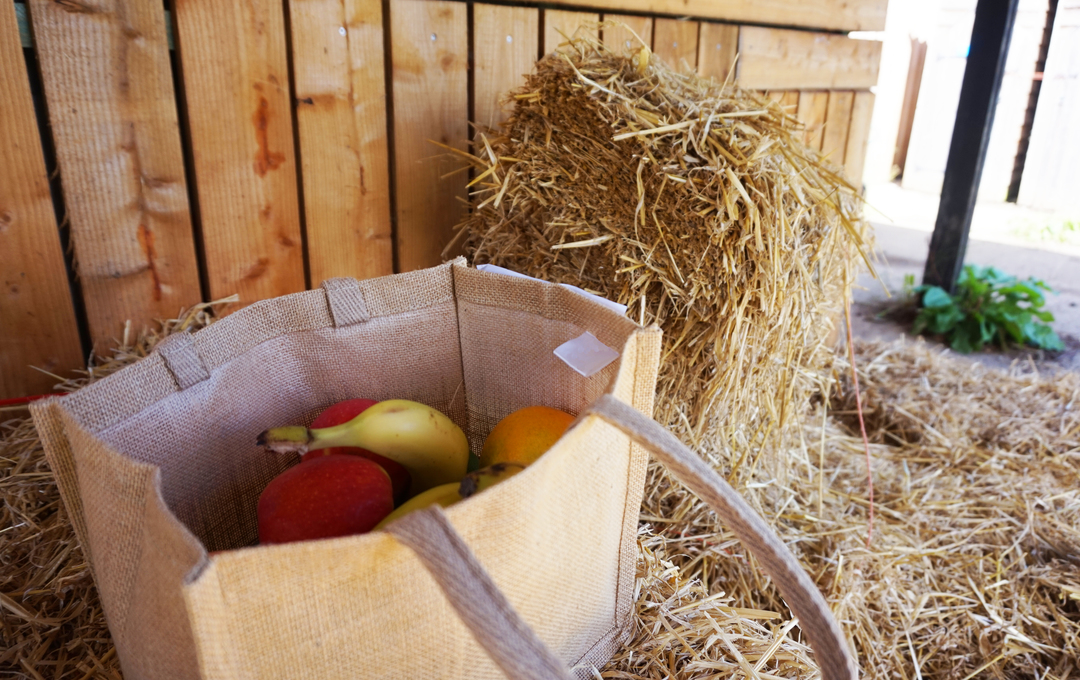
[585,394,858,680]
[387,394,857,680]
[386,507,575,680]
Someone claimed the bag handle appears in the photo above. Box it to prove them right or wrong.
[387,394,857,680]
[387,508,575,680]
[585,395,857,679]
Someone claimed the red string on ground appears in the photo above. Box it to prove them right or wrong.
[844,294,874,547]
[0,393,64,408]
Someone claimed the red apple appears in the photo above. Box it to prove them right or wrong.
[303,398,412,504]
[258,455,393,545]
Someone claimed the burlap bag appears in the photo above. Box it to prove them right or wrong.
[31,259,856,680]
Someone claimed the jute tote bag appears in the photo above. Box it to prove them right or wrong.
[31,259,856,680]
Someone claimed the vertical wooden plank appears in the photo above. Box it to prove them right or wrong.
[289,0,393,285]
[28,0,201,351]
[894,38,927,176]
[172,0,305,303]
[844,91,875,186]
[543,9,599,55]
[821,91,854,166]
[697,23,738,83]
[602,14,652,55]
[391,0,468,272]
[0,1,83,397]
[652,18,699,72]
[765,92,800,131]
[474,4,539,131]
[796,91,829,151]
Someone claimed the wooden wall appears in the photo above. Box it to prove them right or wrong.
[0,0,883,399]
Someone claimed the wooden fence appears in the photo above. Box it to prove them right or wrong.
[0,0,883,399]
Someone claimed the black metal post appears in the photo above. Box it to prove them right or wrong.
[923,0,1020,293]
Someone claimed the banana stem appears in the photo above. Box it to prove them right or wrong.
[257,423,362,454]
[458,462,526,498]
[256,425,313,454]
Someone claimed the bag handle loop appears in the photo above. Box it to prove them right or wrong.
[388,394,857,680]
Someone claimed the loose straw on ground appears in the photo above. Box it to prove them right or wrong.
[0,298,234,679]
[613,337,1080,679]
[844,283,874,548]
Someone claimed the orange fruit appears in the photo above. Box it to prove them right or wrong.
[480,406,575,467]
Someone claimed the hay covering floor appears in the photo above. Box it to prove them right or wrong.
[613,340,1080,680]
[2,322,1078,679]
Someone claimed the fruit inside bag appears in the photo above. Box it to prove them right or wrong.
[300,398,411,503]
[254,399,575,545]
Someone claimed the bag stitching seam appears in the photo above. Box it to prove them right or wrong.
[570,618,629,668]
[573,328,649,668]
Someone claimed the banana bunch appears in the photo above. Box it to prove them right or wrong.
[258,399,470,493]
[258,400,530,530]
[373,462,525,530]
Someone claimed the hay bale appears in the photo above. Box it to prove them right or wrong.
[446,31,1078,678]
[450,30,872,484]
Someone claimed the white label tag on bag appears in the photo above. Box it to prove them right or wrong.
[476,264,628,315]
[554,332,620,377]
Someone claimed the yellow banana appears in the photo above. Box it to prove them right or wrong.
[458,462,526,498]
[258,400,469,493]
[374,482,461,530]
[373,462,525,531]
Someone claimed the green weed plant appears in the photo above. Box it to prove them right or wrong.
[913,265,1064,354]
